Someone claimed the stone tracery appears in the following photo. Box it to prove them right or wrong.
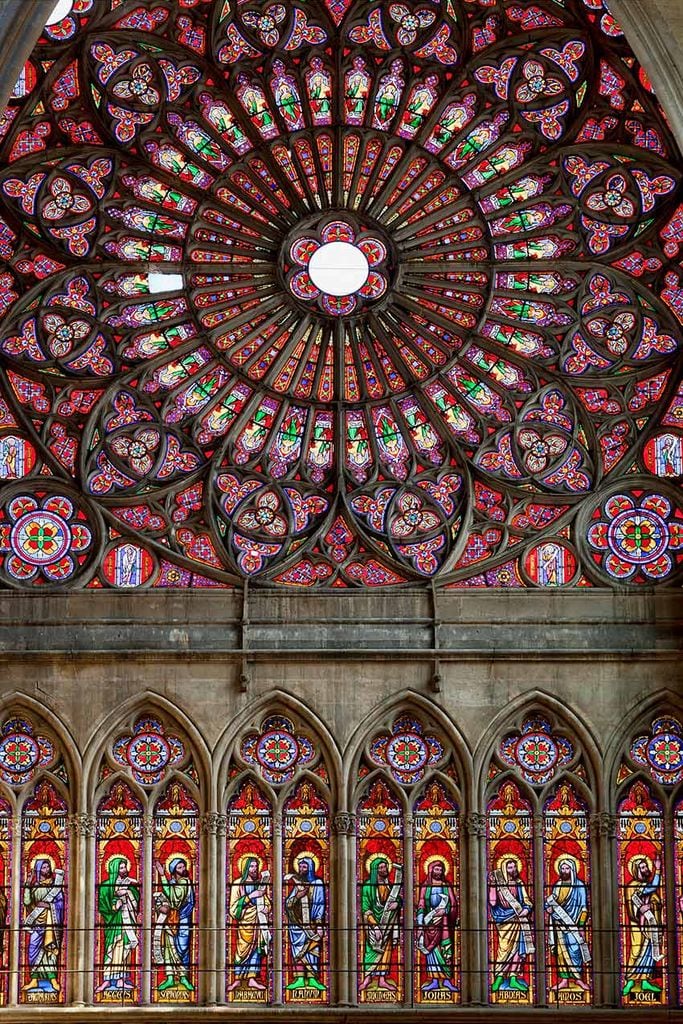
[0,0,679,587]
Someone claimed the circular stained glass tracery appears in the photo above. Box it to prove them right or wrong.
[0,0,680,588]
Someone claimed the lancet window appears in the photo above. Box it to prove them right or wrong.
[224,712,332,1005]
[616,714,683,1007]
[354,712,461,1005]
[0,713,70,1006]
[93,713,201,1005]
[486,713,592,1005]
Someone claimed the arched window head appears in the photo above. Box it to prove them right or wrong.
[495,712,585,786]
[103,713,198,790]
[0,715,66,789]
[487,710,593,1005]
[616,711,683,1007]
[355,709,461,1005]
[0,1,680,590]
[224,709,332,1006]
[237,713,327,787]
[626,715,683,787]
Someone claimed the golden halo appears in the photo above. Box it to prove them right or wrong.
[495,852,524,875]
[627,853,653,878]
[165,853,189,875]
[422,854,449,877]
[364,852,390,874]
[104,854,130,875]
[553,853,581,878]
[30,854,55,873]
[237,853,263,878]
[291,850,321,874]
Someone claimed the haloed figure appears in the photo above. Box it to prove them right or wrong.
[153,857,195,992]
[623,855,664,996]
[285,856,326,992]
[489,857,534,994]
[546,858,590,991]
[227,856,271,992]
[416,859,458,992]
[96,857,139,993]
[23,859,64,994]
[359,857,402,992]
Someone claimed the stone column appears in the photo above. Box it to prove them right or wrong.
[590,812,618,1007]
[9,814,21,1005]
[68,812,95,1005]
[532,812,546,1006]
[201,812,226,1005]
[142,814,154,1004]
[272,815,283,1004]
[332,811,355,1006]
[464,812,487,1006]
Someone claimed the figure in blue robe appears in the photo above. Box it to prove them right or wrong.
[285,856,326,992]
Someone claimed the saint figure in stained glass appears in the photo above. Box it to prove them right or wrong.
[226,856,271,996]
[22,857,64,997]
[617,781,667,1005]
[415,860,458,994]
[96,857,140,996]
[546,858,590,993]
[358,856,402,995]
[20,781,68,1004]
[152,857,195,994]
[623,854,664,997]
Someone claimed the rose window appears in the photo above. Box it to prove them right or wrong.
[0,0,680,588]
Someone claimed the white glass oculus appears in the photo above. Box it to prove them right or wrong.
[46,0,74,26]
[308,241,369,297]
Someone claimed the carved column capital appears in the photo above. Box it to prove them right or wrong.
[465,812,487,837]
[332,812,356,836]
[142,814,156,838]
[590,812,617,839]
[202,812,227,837]
[68,812,96,837]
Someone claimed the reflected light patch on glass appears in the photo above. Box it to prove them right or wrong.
[148,272,185,295]
[45,0,74,26]
[308,241,369,297]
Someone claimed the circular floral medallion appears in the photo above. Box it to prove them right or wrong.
[0,731,40,773]
[0,1,680,588]
[0,487,99,587]
[646,731,683,774]
[387,732,429,772]
[582,482,683,583]
[127,731,171,774]
[257,729,299,771]
[515,733,559,774]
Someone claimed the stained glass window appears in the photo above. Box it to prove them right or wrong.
[354,711,461,1004]
[616,713,683,1007]
[225,711,331,1004]
[95,711,201,1004]
[487,711,591,1005]
[0,0,677,588]
[0,713,70,1006]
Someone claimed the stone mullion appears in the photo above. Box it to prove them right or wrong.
[9,813,21,1005]
[404,813,414,1007]
[332,812,355,1005]
[663,810,677,1006]
[273,815,283,1004]
[590,812,617,1007]
[532,813,546,1006]
[465,812,487,1006]
[142,814,154,1005]
[68,813,95,1005]
[201,812,226,1005]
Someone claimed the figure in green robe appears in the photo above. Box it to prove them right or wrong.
[96,857,140,993]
